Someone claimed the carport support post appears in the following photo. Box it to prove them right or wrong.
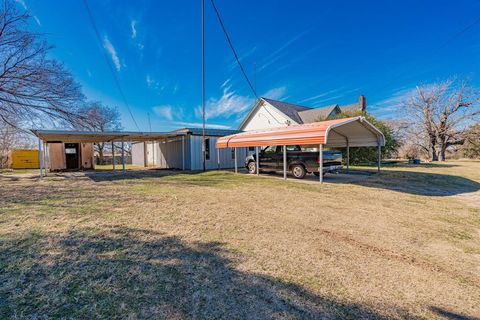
[121,140,126,173]
[346,141,350,172]
[182,136,186,171]
[112,141,115,170]
[43,141,48,176]
[255,146,259,176]
[319,144,323,183]
[234,147,237,173]
[283,145,287,180]
[217,147,220,170]
[38,137,43,178]
[377,143,381,173]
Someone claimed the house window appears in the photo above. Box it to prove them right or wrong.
[205,138,210,160]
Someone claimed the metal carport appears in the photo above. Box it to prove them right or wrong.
[31,130,187,178]
[215,116,385,183]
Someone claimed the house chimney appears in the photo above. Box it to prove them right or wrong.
[358,95,366,112]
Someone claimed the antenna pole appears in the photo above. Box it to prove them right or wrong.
[201,0,206,172]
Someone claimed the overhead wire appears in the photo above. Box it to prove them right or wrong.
[209,0,258,99]
[82,0,141,131]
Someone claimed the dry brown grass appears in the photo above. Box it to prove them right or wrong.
[1,161,479,319]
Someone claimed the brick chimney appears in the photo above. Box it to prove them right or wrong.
[358,95,366,112]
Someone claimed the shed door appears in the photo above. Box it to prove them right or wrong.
[65,143,79,169]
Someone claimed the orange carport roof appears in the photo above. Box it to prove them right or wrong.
[216,116,385,148]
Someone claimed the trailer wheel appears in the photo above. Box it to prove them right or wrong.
[291,164,306,179]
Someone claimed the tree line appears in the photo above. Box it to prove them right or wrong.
[315,80,479,163]
[0,1,122,167]
[0,0,479,166]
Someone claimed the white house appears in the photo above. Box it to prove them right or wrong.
[239,95,366,131]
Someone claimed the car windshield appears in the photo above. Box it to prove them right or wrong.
[263,146,277,154]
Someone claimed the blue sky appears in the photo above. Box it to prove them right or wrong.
[16,0,480,131]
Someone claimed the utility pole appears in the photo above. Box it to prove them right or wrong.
[201,0,206,172]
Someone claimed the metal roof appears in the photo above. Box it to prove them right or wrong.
[262,98,311,124]
[297,105,339,123]
[216,116,385,148]
[31,130,187,143]
[174,127,241,137]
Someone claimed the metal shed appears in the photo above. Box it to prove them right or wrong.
[216,116,385,183]
[131,128,247,171]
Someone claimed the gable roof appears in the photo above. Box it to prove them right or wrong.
[297,105,339,123]
[239,95,366,129]
[338,103,362,114]
[262,98,311,124]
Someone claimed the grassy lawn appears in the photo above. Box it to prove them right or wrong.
[1,161,479,319]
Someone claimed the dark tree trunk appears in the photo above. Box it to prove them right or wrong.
[438,145,447,161]
[96,143,105,164]
[429,136,438,161]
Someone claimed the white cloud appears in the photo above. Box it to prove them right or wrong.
[103,36,121,71]
[173,83,179,94]
[298,89,340,104]
[146,75,167,92]
[227,46,257,71]
[14,1,41,26]
[197,84,255,120]
[130,20,137,39]
[153,105,174,121]
[262,86,287,100]
[369,87,417,118]
[14,0,27,10]
[33,15,41,26]
[174,122,231,129]
[146,75,155,88]
[259,30,309,71]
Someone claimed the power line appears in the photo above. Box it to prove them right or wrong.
[202,0,206,172]
[378,15,480,92]
[209,0,258,99]
[82,0,141,132]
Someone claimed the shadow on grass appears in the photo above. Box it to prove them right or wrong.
[0,226,417,319]
[348,170,480,196]
[429,306,480,320]
[82,167,480,196]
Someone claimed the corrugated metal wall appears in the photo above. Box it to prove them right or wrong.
[131,142,145,166]
[189,135,247,170]
[130,135,247,171]
[158,137,185,169]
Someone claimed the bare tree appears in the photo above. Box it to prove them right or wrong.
[403,79,480,161]
[0,119,34,168]
[74,102,122,164]
[462,123,480,159]
[0,0,84,130]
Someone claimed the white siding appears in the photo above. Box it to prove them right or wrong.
[242,102,295,131]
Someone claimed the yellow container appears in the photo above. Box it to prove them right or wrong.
[10,149,40,169]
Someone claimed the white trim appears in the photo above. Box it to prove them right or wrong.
[324,116,385,146]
